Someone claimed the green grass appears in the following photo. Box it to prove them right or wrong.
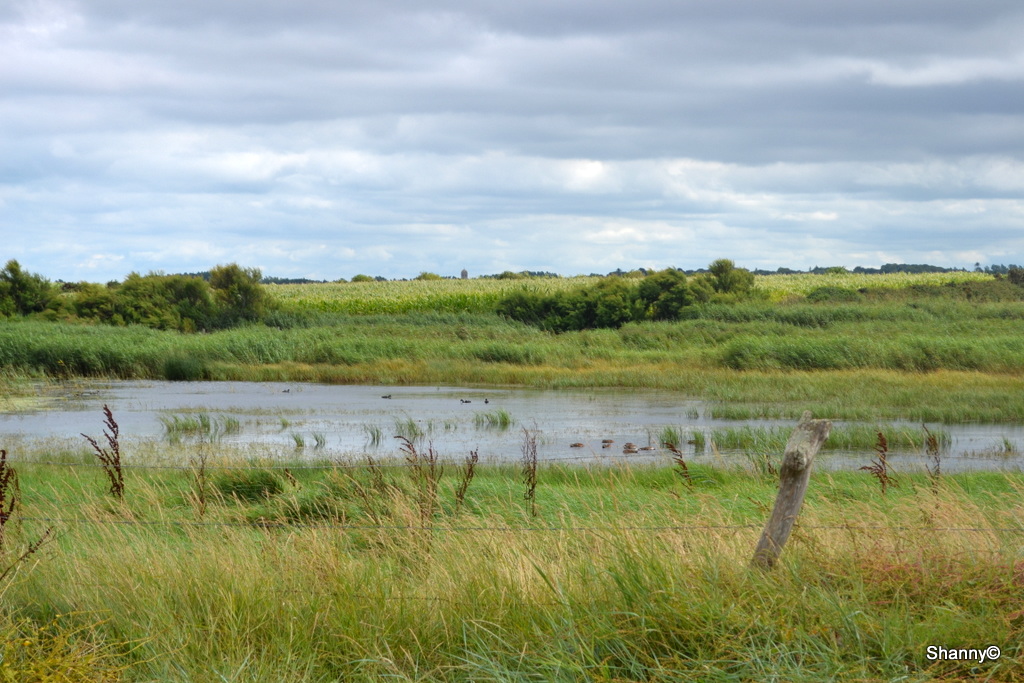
[2,437,1023,681]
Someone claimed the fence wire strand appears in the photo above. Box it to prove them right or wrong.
[13,515,1024,534]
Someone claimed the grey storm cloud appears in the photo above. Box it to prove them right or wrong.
[1,0,1023,281]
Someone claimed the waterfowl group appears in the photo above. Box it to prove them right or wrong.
[568,439,669,454]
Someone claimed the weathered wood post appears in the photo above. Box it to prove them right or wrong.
[751,411,832,570]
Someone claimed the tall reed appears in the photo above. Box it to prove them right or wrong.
[80,405,124,500]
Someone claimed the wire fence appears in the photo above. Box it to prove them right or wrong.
[11,514,1024,535]
[3,452,687,470]
[5,447,1024,538]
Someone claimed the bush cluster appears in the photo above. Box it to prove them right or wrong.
[497,259,757,331]
[0,261,272,332]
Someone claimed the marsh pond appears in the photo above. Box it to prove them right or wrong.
[3,380,1024,472]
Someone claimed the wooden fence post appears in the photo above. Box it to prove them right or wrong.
[751,411,832,570]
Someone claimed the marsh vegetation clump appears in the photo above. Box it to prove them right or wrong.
[159,413,240,443]
[473,409,513,430]
[162,354,207,381]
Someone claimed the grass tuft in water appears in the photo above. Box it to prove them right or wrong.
[394,416,426,442]
[362,423,383,447]
[160,413,240,443]
[473,409,514,430]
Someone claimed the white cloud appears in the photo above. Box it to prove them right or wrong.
[1,0,1023,280]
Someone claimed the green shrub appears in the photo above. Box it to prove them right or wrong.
[805,286,863,303]
[497,260,756,331]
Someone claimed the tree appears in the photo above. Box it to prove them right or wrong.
[637,269,692,319]
[708,259,755,295]
[209,264,270,325]
[112,272,216,331]
[0,260,56,315]
[1009,266,1024,286]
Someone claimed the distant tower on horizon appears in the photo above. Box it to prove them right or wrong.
[460,268,468,279]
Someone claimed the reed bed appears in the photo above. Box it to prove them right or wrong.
[1,438,1023,681]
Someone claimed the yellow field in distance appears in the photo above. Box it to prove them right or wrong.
[266,271,991,313]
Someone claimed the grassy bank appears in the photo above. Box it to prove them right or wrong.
[1,439,1022,681]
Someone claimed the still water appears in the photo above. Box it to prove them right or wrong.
[3,380,1023,472]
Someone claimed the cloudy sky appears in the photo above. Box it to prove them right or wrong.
[2,0,1023,281]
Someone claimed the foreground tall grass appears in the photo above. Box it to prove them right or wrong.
[2,439,1023,681]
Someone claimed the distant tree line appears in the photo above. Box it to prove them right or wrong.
[177,271,328,285]
[0,260,272,332]
[975,263,1024,275]
[752,264,970,276]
